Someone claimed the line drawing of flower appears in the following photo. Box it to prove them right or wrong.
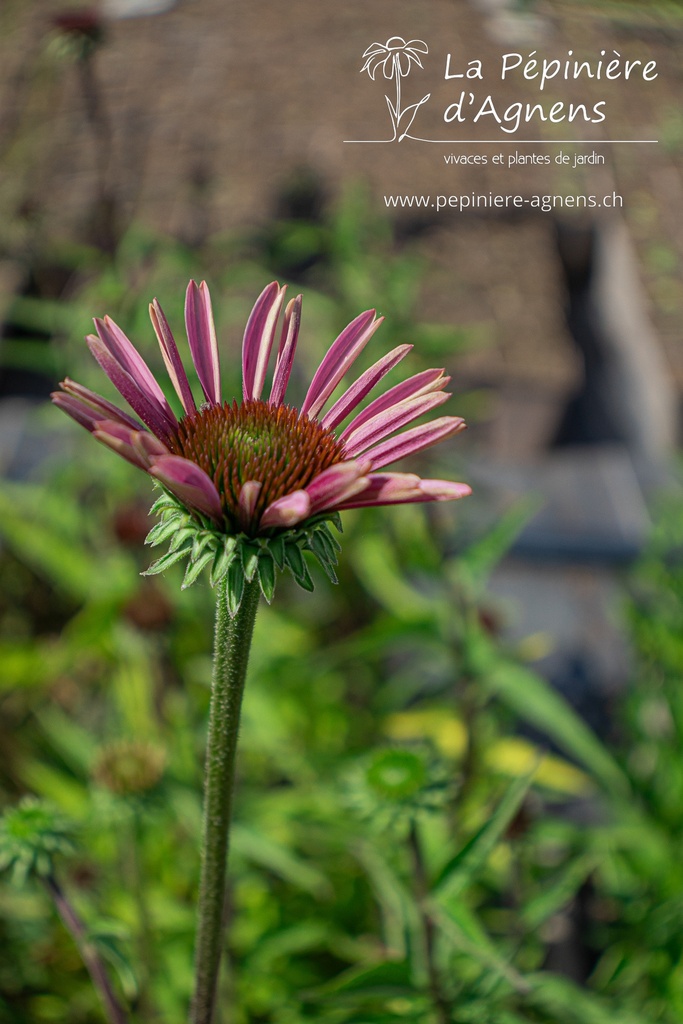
[53,281,469,603]
[360,37,430,141]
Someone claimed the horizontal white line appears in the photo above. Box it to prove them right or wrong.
[344,139,659,144]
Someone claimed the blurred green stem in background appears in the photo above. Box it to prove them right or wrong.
[190,577,261,1024]
[44,874,129,1024]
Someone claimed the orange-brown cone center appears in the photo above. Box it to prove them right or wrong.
[169,399,346,531]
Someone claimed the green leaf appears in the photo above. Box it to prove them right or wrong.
[352,841,423,975]
[522,853,598,930]
[453,498,540,592]
[427,899,530,994]
[485,661,630,799]
[231,825,330,896]
[0,487,130,602]
[313,959,413,998]
[257,552,276,603]
[434,769,536,901]
[526,972,651,1024]
[88,923,139,1001]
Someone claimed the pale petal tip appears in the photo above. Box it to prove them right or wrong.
[419,479,472,500]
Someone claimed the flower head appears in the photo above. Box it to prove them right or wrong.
[345,745,453,832]
[53,281,469,611]
[361,37,428,80]
[0,799,75,886]
[94,739,166,797]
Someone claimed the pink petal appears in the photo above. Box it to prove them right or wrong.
[320,344,413,432]
[242,282,286,402]
[150,299,196,415]
[87,335,176,441]
[238,480,262,529]
[300,310,383,420]
[337,473,471,510]
[149,455,223,522]
[57,378,143,430]
[260,490,311,529]
[132,430,169,466]
[342,392,450,459]
[52,392,105,432]
[305,459,372,514]
[339,368,448,443]
[418,479,472,500]
[269,295,302,407]
[363,416,466,470]
[95,316,176,428]
[185,281,221,405]
[336,472,423,507]
[92,421,150,469]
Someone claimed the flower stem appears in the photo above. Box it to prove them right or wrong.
[190,577,260,1024]
[44,874,129,1024]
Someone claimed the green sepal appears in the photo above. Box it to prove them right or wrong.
[169,527,196,553]
[191,531,214,562]
[241,542,260,582]
[182,548,216,590]
[257,552,276,603]
[284,541,305,580]
[327,511,343,535]
[210,537,237,587]
[143,544,193,576]
[145,515,184,547]
[316,522,341,558]
[144,494,345,612]
[226,559,245,617]
[268,534,286,570]
[149,494,177,518]
[310,549,338,584]
[285,543,314,591]
[308,530,339,582]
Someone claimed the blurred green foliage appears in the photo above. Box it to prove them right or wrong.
[0,202,681,1023]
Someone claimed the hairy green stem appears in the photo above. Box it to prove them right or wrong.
[44,874,129,1024]
[190,577,260,1024]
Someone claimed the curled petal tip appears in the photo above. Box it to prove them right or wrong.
[149,455,223,523]
[238,481,262,529]
[260,490,311,529]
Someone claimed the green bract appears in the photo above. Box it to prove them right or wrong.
[144,490,343,615]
